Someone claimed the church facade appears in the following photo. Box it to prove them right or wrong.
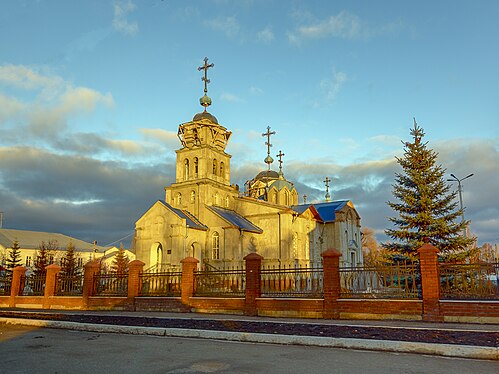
[133,59,362,271]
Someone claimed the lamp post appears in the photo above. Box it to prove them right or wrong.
[447,173,474,237]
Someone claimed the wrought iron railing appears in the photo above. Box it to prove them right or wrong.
[93,273,128,296]
[0,274,12,296]
[339,262,420,299]
[139,271,182,297]
[56,273,84,296]
[261,264,324,298]
[21,274,46,296]
[439,262,499,300]
[194,267,245,297]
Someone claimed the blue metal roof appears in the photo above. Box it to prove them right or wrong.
[208,206,263,233]
[158,200,208,231]
[292,200,349,223]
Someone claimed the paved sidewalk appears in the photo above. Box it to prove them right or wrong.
[1,308,498,360]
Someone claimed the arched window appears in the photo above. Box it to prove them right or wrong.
[225,195,230,208]
[345,230,348,248]
[176,193,182,206]
[214,192,219,206]
[212,159,217,175]
[190,190,196,203]
[212,232,220,260]
[284,190,290,206]
[184,159,189,180]
[220,162,224,178]
[194,157,199,175]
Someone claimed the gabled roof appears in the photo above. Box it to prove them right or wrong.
[207,206,263,234]
[291,200,350,223]
[158,200,208,231]
[0,228,109,253]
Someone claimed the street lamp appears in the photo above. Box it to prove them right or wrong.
[447,173,474,237]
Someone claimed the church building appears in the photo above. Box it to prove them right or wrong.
[133,58,363,271]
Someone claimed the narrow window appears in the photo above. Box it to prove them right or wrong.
[213,159,217,175]
[176,193,182,206]
[25,256,32,267]
[190,190,196,203]
[225,195,230,208]
[194,157,199,175]
[220,162,224,178]
[212,232,220,260]
[184,159,189,180]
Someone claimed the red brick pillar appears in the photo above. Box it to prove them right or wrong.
[418,242,443,322]
[180,257,199,306]
[82,260,100,309]
[322,249,342,319]
[43,264,61,308]
[244,252,263,316]
[9,266,27,307]
[126,260,145,311]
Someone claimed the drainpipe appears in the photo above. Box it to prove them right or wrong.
[277,212,282,264]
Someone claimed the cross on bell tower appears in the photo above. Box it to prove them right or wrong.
[324,176,331,202]
[262,126,276,170]
[198,57,214,112]
[276,150,285,177]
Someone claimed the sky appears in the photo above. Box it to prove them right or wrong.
[0,0,498,248]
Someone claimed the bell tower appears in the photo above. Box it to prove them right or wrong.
[166,58,236,214]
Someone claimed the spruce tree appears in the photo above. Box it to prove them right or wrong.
[6,240,22,272]
[60,241,80,277]
[384,120,473,261]
[34,240,58,276]
[111,244,129,274]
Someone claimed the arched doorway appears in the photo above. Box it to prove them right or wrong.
[150,242,163,271]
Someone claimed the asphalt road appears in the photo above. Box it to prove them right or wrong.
[0,324,497,374]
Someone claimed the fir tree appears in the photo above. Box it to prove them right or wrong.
[60,241,81,277]
[111,244,129,274]
[384,120,474,261]
[34,240,58,276]
[6,240,22,272]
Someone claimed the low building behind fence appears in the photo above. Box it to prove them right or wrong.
[439,262,499,300]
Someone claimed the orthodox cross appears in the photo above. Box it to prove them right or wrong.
[303,194,307,204]
[198,57,214,94]
[324,177,331,202]
[276,150,285,175]
[262,126,276,170]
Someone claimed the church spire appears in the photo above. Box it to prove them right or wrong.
[324,176,331,202]
[198,57,214,112]
[262,126,276,170]
[276,150,285,178]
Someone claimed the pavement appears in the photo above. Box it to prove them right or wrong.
[1,308,498,361]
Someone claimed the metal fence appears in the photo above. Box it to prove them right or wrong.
[439,262,499,300]
[93,273,128,296]
[21,273,46,296]
[139,271,182,297]
[194,267,245,297]
[339,262,420,299]
[56,273,84,296]
[0,274,12,296]
[261,264,324,298]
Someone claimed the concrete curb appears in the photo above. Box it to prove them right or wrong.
[2,317,497,361]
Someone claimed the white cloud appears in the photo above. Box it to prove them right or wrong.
[113,0,139,36]
[139,128,179,148]
[204,16,240,38]
[249,86,264,95]
[220,92,243,103]
[257,27,274,44]
[320,70,347,101]
[288,10,404,44]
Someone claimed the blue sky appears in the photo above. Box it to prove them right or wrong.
[0,0,498,247]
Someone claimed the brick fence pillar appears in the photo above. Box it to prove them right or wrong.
[9,266,27,307]
[180,257,199,306]
[43,264,61,308]
[244,252,263,316]
[82,260,100,309]
[126,260,145,311]
[322,248,342,319]
[418,242,443,322]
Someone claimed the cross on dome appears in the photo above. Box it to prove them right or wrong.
[198,57,214,111]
